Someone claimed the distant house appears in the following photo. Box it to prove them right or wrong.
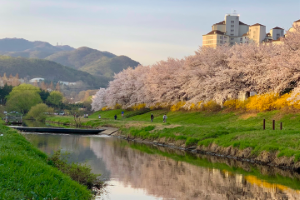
[58,81,76,86]
[29,78,44,83]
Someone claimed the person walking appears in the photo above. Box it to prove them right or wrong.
[121,111,124,117]
[151,114,154,122]
[163,114,167,123]
[114,114,117,120]
[98,114,101,119]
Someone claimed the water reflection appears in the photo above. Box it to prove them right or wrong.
[25,134,300,200]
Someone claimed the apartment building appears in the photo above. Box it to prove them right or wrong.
[202,12,285,48]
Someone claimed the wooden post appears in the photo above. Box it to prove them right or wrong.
[273,120,275,130]
[280,122,282,130]
[263,119,265,130]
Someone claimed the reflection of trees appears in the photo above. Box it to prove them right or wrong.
[90,139,300,200]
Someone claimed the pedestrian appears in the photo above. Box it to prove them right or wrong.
[114,114,117,120]
[98,114,101,119]
[121,111,124,117]
[163,114,167,123]
[151,113,154,122]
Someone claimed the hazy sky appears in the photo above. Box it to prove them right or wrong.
[0,0,299,65]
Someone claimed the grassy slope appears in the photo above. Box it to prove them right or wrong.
[47,109,300,161]
[0,123,91,199]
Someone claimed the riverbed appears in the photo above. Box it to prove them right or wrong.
[24,133,300,200]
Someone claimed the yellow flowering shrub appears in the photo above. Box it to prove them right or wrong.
[188,101,202,111]
[223,99,247,110]
[223,99,238,109]
[170,101,186,111]
[101,106,108,111]
[246,93,278,112]
[114,103,122,109]
[201,100,221,112]
[132,103,146,111]
[272,93,291,110]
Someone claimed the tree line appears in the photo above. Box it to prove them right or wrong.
[92,25,300,111]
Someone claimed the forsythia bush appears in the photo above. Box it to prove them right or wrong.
[132,103,146,111]
[189,101,202,111]
[201,100,222,112]
[101,106,108,111]
[224,93,296,112]
[170,101,186,111]
[101,93,300,113]
[114,104,122,109]
[246,93,279,112]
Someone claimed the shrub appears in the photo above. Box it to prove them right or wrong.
[223,99,247,111]
[48,150,103,190]
[101,106,108,111]
[26,103,50,121]
[114,104,122,109]
[170,101,186,111]
[132,103,146,111]
[201,100,222,112]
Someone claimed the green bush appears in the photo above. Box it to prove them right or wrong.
[48,150,103,190]
[26,103,51,121]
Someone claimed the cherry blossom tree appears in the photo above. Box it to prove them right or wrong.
[92,27,300,109]
[91,88,107,111]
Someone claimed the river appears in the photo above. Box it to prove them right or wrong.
[24,132,300,200]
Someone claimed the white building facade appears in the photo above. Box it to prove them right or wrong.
[203,12,285,48]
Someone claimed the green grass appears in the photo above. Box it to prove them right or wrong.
[47,109,300,161]
[0,123,92,199]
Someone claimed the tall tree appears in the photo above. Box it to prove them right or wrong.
[46,91,63,108]
[55,82,60,92]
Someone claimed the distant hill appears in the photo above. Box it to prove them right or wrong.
[46,47,140,77]
[0,38,74,59]
[0,38,140,79]
[0,56,108,88]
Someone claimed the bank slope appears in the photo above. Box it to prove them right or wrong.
[0,123,92,199]
[47,109,300,170]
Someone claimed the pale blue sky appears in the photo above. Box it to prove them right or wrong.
[0,0,299,65]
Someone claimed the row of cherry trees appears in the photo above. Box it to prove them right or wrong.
[92,25,300,111]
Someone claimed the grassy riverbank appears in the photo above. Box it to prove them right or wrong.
[47,109,300,162]
[0,122,92,199]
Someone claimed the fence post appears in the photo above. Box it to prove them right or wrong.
[280,122,282,130]
[263,119,265,130]
[273,120,275,130]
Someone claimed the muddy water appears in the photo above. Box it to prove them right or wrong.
[24,133,300,200]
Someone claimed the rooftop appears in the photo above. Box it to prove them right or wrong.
[203,30,225,36]
[250,23,266,27]
[239,21,248,26]
[213,21,225,25]
[213,20,248,26]
[273,26,284,30]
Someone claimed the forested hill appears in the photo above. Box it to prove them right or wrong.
[46,47,140,78]
[0,56,109,88]
[0,38,74,59]
[0,38,140,79]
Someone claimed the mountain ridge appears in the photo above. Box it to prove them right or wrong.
[0,38,140,79]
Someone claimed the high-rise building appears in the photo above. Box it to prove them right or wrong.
[202,12,286,48]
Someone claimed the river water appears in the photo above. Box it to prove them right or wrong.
[24,133,300,200]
